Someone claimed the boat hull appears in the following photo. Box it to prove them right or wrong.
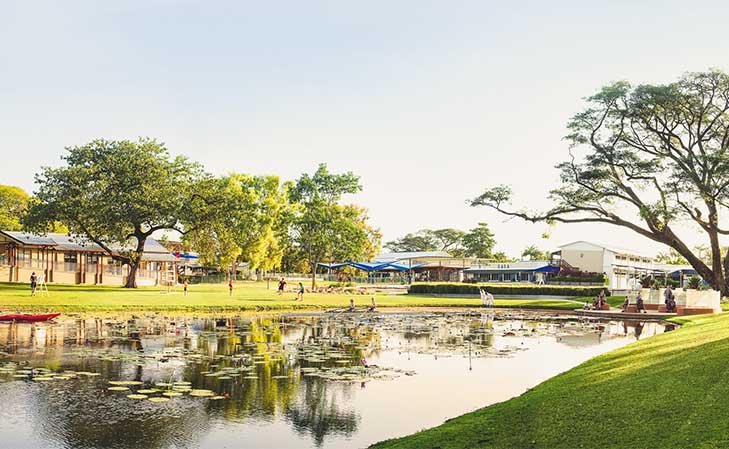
[0,313,61,323]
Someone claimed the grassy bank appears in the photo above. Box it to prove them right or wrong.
[372,312,729,449]
[0,282,591,312]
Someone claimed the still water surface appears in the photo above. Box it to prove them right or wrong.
[0,312,666,449]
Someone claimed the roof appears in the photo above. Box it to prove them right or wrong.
[318,261,419,272]
[464,260,558,273]
[376,251,452,262]
[557,240,654,258]
[1,231,174,261]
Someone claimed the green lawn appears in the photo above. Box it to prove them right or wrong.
[0,281,590,312]
[371,312,729,449]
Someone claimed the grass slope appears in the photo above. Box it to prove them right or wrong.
[372,313,729,449]
[0,282,591,312]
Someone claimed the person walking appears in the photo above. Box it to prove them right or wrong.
[30,272,38,296]
[278,278,286,295]
[228,278,233,296]
[297,282,305,301]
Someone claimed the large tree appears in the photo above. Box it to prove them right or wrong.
[0,185,30,231]
[25,138,218,288]
[384,230,438,252]
[184,174,288,278]
[471,70,729,295]
[288,164,379,288]
[461,222,497,258]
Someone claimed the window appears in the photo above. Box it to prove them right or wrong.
[64,253,77,264]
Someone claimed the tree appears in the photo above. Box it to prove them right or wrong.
[384,230,437,252]
[461,222,497,258]
[431,228,466,256]
[0,185,30,231]
[385,228,466,255]
[521,245,551,261]
[183,174,288,277]
[655,248,689,265]
[289,164,379,288]
[25,138,218,288]
[471,70,729,295]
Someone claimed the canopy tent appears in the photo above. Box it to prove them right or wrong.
[318,261,419,272]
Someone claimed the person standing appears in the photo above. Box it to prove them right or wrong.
[228,278,233,296]
[297,282,305,301]
[278,278,286,295]
[30,272,38,296]
[183,278,189,296]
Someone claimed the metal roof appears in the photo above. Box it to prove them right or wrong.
[1,231,174,260]
[557,240,654,258]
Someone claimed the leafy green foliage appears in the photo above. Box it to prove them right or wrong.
[183,174,288,273]
[386,223,500,258]
[520,244,550,261]
[0,185,29,231]
[25,138,216,287]
[288,163,380,287]
[471,70,729,295]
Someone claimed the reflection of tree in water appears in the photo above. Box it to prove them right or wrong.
[286,378,359,447]
[29,378,209,449]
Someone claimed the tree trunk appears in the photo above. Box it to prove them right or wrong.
[311,262,317,289]
[123,236,147,288]
[124,263,139,288]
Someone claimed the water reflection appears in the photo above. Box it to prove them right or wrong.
[0,312,665,449]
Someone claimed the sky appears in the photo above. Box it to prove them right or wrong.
[2,0,728,257]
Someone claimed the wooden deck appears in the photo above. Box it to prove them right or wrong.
[573,308,677,320]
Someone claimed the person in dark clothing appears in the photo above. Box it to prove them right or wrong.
[30,272,38,296]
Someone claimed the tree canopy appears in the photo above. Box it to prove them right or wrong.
[471,69,729,294]
[25,138,218,287]
[288,164,380,287]
[385,224,498,258]
[0,185,30,231]
[183,174,288,276]
[521,245,551,261]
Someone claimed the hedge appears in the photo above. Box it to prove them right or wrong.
[549,275,607,284]
[408,283,609,297]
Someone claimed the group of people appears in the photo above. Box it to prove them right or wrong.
[479,288,494,308]
[617,286,676,313]
[586,290,609,310]
[276,278,305,301]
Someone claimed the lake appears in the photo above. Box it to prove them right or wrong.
[0,311,666,449]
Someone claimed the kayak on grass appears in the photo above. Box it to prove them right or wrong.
[0,313,61,323]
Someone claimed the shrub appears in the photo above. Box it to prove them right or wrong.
[408,283,609,297]
[687,275,701,290]
[550,274,607,284]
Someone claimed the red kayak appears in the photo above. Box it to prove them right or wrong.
[0,313,61,323]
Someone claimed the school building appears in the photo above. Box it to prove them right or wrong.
[0,231,178,286]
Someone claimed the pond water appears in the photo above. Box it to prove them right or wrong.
[0,311,667,449]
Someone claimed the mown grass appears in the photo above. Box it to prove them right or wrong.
[0,281,591,312]
[371,312,729,449]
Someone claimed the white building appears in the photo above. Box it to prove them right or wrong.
[554,241,694,290]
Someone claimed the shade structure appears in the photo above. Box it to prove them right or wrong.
[317,261,419,272]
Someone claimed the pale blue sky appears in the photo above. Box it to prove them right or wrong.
[2,1,728,256]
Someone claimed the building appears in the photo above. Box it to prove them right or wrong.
[463,260,559,283]
[553,241,694,290]
[375,251,489,282]
[0,231,178,286]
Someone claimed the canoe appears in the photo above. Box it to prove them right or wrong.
[0,313,61,323]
